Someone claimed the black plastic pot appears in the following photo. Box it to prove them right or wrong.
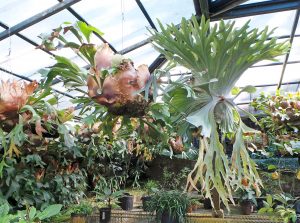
[203,198,212,209]
[99,207,111,223]
[70,213,87,223]
[141,196,151,211]
[161,211,179,223]
[240,200,253,215]
[118,194,134,211]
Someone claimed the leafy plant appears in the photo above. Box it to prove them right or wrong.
[70,202,93,215]
[95,187,124,208]
[0,201,62,223]
[259,194,297,223]
[149,15,289,208]
[237,188,257,206]
[144,180,159,196]
[147,190,191,223]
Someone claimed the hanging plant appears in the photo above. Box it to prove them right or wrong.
[149,15,290,209]
[39,21,151,117]
[88,43,151,116]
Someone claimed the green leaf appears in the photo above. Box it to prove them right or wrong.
[267,165,277,171]
[77,21,103,43]
[0,203,9,216]
[29,207,36,220]
[36,204,62,220]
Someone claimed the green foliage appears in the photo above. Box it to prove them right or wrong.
[237,188,257,206]
[258,193,297,223]
[144,180,159,196]
[251,91,300,156]
[95,187,124,207]
[149,15,289,209]
[0,201,62,223]
[147,190,191,223]
[69,202,93,215]
[161,167,190,190]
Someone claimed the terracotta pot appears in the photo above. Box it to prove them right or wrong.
[240,201,252,215]
[192,204,198,211]
[187,206,193,213]
[71,214,87,223]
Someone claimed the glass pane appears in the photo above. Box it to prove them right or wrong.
[20,10,78,43]
[0,0,56,26]
[125,44,160,66]
[141,0,194,28]
[72,0,150,51]
[236,65,281,87]
[289,37,300,61]
[0,35,55,80]
[226,10,296,38]
[281,63,300,83]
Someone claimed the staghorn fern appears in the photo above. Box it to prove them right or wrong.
[149,15,290,209]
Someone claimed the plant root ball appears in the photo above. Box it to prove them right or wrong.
[107,96,149,117]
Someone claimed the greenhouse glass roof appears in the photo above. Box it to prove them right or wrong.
[0,0,299,109]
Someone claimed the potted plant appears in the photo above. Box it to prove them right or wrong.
[141,180,159,211]
[70,202,93,223]
[118,192,134,211]
[238,188,257,215]
[96,187,124,223]
[190,198,201,212]
[147,190,190,223]
[149,14,289,216]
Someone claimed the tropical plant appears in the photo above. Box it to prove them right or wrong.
[149,15,290,208]
[0,201,62,223]
[70,202,93,215]
[259,194,297,223]
[95,187,124,208]
[144,180,159,196]
[147,190,191,223]
[237,188,257,206]
[251,91,300,156]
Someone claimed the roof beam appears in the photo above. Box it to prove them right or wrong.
[213,0,300,20]
[210,0,248,16]
[148,0,300,73]
[0,0,82,41]
[193,0,202,16]
[0,66,75,99]
[135,0,157,31]
[0,22,54,57]
[199,0,210,18]
[57,0,117,53]
[277,9,300,89]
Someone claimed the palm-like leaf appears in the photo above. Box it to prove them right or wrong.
[149,15,289,209]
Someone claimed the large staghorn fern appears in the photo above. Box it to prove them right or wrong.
[149,15,289,209]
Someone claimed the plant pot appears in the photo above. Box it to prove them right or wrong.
[99,207,111,223]
[191,204,198,211]
[161,210,179,223]
[240,201,252,215]
[141,196,151,211]
[71,213,88,223]
[118,194,134,211]
[187,205,193,213]
[281,182,292,193]
[203,198,212,209]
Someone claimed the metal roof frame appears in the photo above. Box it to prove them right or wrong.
[0,0,82,41]
[0,0,299,97]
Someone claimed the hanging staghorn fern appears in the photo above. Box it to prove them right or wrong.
[149,15,290,209]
